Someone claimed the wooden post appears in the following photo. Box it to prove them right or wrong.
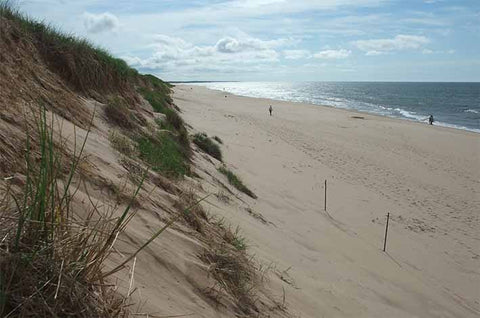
[324,179,327,211]
[383,212,390,252]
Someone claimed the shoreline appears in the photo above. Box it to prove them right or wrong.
[183,83,480,134]
[174,84,480,317]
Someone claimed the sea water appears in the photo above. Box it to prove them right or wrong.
[192,82,480,133]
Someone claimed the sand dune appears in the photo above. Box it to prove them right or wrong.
[173,85,480,317]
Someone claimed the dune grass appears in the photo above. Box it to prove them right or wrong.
[108,130,136,157]
[137,132,189,178]
[193,133,222,161]
[104,97,138,130]
[138,75,173,114]
[1,2,138,98]
[0,107,202,316]
[218,166,257,199]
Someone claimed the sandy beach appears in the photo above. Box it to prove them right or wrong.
[173,85,480,317]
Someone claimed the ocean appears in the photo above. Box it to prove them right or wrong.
[191,82,480,133]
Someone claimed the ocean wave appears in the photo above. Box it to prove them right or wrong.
[435,121,480,133]
[394,108,427,121]
[464,109,479,114]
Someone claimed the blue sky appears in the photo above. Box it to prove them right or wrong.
[17,0,480,81]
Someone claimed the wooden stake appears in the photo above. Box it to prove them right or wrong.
[324,179,327,211]
[383,212,390,252]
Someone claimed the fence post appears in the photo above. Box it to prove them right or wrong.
[383,212,390,252]
[324,179,327,211]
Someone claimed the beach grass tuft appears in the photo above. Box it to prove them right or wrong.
[137,132,189,178]
[193,133,222,161]
[218,166,257,199]
[104,97,137,129]
[108,130,136,157]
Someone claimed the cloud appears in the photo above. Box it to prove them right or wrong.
[313,49,351,59]
[353,35,429,55]
[422,48,456,55]
[283,49,311,59]
[124,34,283,74]
[83,12,119,33]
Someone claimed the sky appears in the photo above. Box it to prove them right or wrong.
[16,0,480,81]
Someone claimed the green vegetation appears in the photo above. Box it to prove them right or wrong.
[0,2,138,96]
[140,74,190,156]
[137,132,189,178]
[218,166,257,199]
[138,75,173,113]
[193,133,222,161]
[229,227,247,251]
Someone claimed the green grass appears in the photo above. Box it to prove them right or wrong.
[138,75,173,114]
[193,133,222,161]
[0,2,138,95]
[231,227,247,251]
[218,166,257,199]
[137,132,189,178]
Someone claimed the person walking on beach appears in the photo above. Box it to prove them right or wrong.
[269,105,273,116]
[429,114,434,125]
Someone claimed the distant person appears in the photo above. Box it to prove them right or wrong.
[428,114,434,125]
[269,105,273,116]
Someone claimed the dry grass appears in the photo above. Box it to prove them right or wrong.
[201,243,258,316]
[171,189,260,315]
[0,107,178,317]
[174,189,209,233]
[109,130,136,157]
[104,97,137,130]
[0,2,139,102]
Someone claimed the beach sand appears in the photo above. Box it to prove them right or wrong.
[173,85,480,317]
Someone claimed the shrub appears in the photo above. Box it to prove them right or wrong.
[137,133,189,178]
[193,133,222,161]
[218,166,256,199]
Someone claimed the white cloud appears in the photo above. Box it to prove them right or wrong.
[366,50,383,56]
[353,35,429,55]
[314,49,351,59]
[124,34,283,74]
[422,48,456,55]
[283,49,311,59]
[83,12,119,33]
